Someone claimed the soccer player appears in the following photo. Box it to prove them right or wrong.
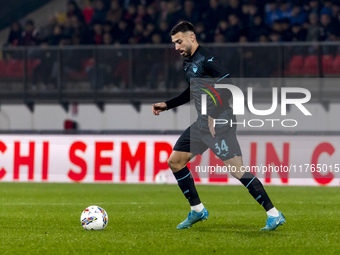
[152,21,285,230]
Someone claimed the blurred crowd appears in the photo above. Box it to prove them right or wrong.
[6,0,340,47]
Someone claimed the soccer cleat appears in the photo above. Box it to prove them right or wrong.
[261,211,286,231]
[177,208,209,229]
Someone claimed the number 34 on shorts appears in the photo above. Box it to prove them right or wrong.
[214,139,229,157]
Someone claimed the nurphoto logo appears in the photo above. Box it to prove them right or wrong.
[201,84,312,128]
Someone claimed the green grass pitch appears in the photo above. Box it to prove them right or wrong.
[0,183,339,255]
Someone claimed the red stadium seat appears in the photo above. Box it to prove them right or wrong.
[27,59,41,77]
[332,55,340,74]
[0,59,40,78]
[114,59,129,85]
[84,58,94,68]
[303,55,318,75]
[285,55,304,75]
[0,60,7,77]
[67,58,94,80]
[6,59,24,78]
[322,55,334,74]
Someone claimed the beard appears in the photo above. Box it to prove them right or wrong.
[181,45,192,57]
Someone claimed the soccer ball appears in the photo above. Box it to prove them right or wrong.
[80,205,108,230]
[155,171,168,184]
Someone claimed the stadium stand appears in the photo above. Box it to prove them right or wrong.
[3,0,340,46]
[1,0,340,90]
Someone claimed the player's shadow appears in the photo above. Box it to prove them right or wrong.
[193,222,288,236]
[193,222,253,233]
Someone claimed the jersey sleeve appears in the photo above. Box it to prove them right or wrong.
[165,87,191,110]
[204,57,232,118]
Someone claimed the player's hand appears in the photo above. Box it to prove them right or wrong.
[208,116,215,137]
[152,102,168,115]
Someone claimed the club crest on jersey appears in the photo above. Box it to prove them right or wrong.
[192,64,198,73]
